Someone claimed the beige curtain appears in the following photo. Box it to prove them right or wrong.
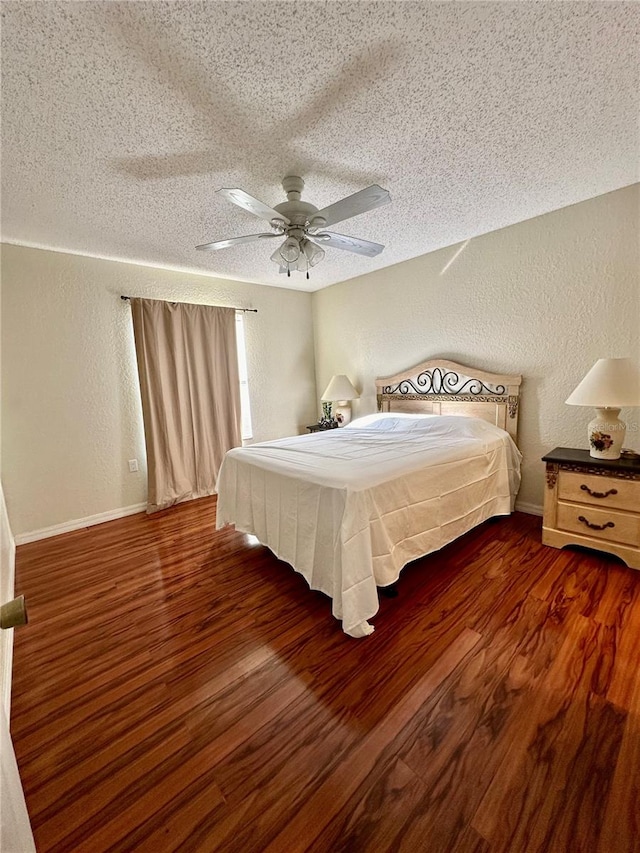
[130,298,242,513]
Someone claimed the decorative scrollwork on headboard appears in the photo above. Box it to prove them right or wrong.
[375,358,522,443]
[382,367,506,396]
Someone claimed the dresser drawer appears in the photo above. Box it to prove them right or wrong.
[558,471,640,513]
[557,501,640,547]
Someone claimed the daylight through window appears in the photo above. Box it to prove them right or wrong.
[235,313,253,441]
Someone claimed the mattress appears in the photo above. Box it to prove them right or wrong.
[215,413,522,637]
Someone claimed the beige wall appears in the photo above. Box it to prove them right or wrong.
[312,185,640,511]
[2,186,638,534]
[1,246,317,535]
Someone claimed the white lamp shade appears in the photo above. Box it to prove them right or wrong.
[321,374,360,401]
[565,358,640,408]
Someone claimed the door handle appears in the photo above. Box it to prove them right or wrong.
[0,596,28,629]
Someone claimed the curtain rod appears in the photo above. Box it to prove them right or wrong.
[120,295,257,313]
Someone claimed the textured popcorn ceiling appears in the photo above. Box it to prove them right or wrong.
[1,1,638,292]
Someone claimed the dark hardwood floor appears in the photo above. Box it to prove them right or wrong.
[11,498,640,852]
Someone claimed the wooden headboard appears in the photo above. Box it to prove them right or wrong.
[375,359,522,442]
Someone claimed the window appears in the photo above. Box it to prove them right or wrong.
[235,313,253,441]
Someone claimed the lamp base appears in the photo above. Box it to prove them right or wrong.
[588,408,626,459]
[334,402,352,426]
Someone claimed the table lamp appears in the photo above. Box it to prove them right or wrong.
[321,375,360,426]
[565,357,640,459]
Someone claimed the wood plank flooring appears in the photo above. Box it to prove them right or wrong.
[11,498,640,852]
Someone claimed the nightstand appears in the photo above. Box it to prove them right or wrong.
[542,447,640,570]
[306,422,340,433]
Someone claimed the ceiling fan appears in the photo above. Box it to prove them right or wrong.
[196,176,391,278]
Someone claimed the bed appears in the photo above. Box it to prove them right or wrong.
[216,359,522,637]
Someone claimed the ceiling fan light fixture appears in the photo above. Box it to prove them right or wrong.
[270,246,285,266]
[279,236,300,263]
[301,238,325,267]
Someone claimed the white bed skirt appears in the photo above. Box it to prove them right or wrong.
[216,417,521,637]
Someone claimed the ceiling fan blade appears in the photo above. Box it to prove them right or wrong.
[315,232,384,257]
[218,188,290,224]
[313,185,391,228]
[196,233,278,251]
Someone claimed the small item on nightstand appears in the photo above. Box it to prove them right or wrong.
[565,358,640,460]
[621,449,640,461]
[307,420,339,433]
[321,375,360,426]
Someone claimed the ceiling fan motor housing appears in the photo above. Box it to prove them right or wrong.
[274,175,325,233]
[273,200,319,227]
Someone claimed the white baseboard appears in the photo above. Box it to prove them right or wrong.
[515,500,543,517]
[15,497,543,544]
[14,502,147,545]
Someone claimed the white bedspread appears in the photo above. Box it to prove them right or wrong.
[215,414,521,637]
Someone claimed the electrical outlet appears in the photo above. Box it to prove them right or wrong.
[128,459,139,473]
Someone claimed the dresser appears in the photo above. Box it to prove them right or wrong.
[542,447,640,570]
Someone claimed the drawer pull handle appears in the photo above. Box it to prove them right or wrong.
[577,515,615,531]
[580,484,618,499]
